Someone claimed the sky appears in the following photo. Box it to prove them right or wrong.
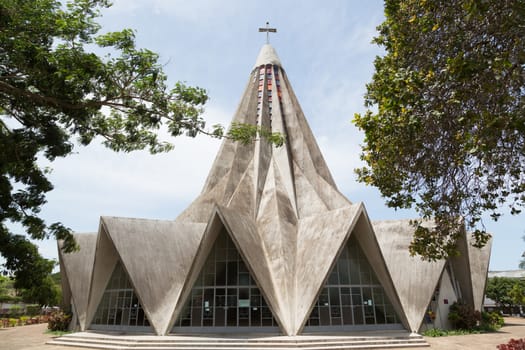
[14,0,524,271]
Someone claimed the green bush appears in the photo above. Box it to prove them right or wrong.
[47,311,71,332]
[422,328,481,337]
[26,305,41,316]
[481,311,504,331]
[423,328,448,337]
[19,316,29,325]
[8,318,18,327]
[447,301,481,330]
[8,305,23,317]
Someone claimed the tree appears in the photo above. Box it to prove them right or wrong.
[0,0,283,281]
[354,0,525,259]
[508,283,525,306]
[486,277,525,308]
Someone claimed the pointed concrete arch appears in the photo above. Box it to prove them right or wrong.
[169,207,285,334]
[85,222,120,330]
[218,205,288,334]
[373,219,446,333]
[467,235,492,311]
[294,204,362,335]
[350,208,410,332]
[58,233,97,331]
[450,230,474,307]
[100,216,206,335]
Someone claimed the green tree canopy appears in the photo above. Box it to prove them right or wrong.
[354,0,525,259]
[508,282,525,306]
[486,277,524,308]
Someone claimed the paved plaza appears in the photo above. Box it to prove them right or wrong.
[0,317,524,350]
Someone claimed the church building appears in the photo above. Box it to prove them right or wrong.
[56,43,491,345]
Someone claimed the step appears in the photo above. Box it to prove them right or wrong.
[47,333,429,350]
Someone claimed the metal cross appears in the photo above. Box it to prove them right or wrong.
[258,22,277,44]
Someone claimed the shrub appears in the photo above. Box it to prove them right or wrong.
[423,328,448,337]
[497,338,525,350]
[447,301,481,330]
[26,305,41,316]
[19,316,29,325]
[8,318,18,327]
[481,311,504,331]
[8,305,23,317]
[47,311,71,332]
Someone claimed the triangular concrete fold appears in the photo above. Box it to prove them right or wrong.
[171,207,284,333]
[350,209,410,331]
[256,160,298,333]
[100,216,205,335]
[217,205,289,334]
[450,231,475,307]
[58,233,97,331]
[294,204,362,334]
[466,235,492,311]
[278,72,336,188]
[201,69,258,196]
[373,219,446,332]
[85,223,120,329]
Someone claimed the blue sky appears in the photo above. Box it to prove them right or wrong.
[21,0,524,271]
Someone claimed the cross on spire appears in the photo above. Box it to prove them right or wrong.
[258,22,277,44]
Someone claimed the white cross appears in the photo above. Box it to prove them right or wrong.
[258,22,277,44]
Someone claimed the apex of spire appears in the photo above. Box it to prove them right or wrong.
[253,44,282,69]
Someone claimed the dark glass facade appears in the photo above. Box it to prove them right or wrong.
[172,230,278,330]
[92,262,150,329]
[305,235,399,328]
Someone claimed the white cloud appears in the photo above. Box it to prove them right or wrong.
[106,0,253,23]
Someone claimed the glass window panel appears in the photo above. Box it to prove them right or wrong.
[329,288,340,306]
[338,259,350,284]
[215,262,226,285]
[342,306,353,325]
[353,306,364,324]
[173,231,277,330]
[251,308,261,326]
[227,262,238,285]
[319,307,330,325]
[374,305,386,324]
[328,271,339,285]
[341,294,351,306]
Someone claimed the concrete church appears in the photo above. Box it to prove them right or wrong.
[56,43,491,347]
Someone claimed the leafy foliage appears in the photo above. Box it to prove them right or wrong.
[480,311,504,331]
[422,328,482,337]
[508,282,525,306]
[47,311,71,332]
[447,301,481,330]
[0,0,283,284]
[354,0,525,259]
[486,277,525,307]
[498,338,525,350]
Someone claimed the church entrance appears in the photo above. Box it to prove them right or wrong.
[304,235,403,332]
[171,229,279,333]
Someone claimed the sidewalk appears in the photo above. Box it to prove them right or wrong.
[0,317,524,350]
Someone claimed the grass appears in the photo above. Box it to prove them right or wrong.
[45,329,72,337]
[423,325,501,337]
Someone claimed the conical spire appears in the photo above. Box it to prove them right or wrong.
[253,44,282,68]
[174,44,361,335]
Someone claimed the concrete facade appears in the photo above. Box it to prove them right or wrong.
[58,44,491,336]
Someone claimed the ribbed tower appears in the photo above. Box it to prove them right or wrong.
[173,44,369,335]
